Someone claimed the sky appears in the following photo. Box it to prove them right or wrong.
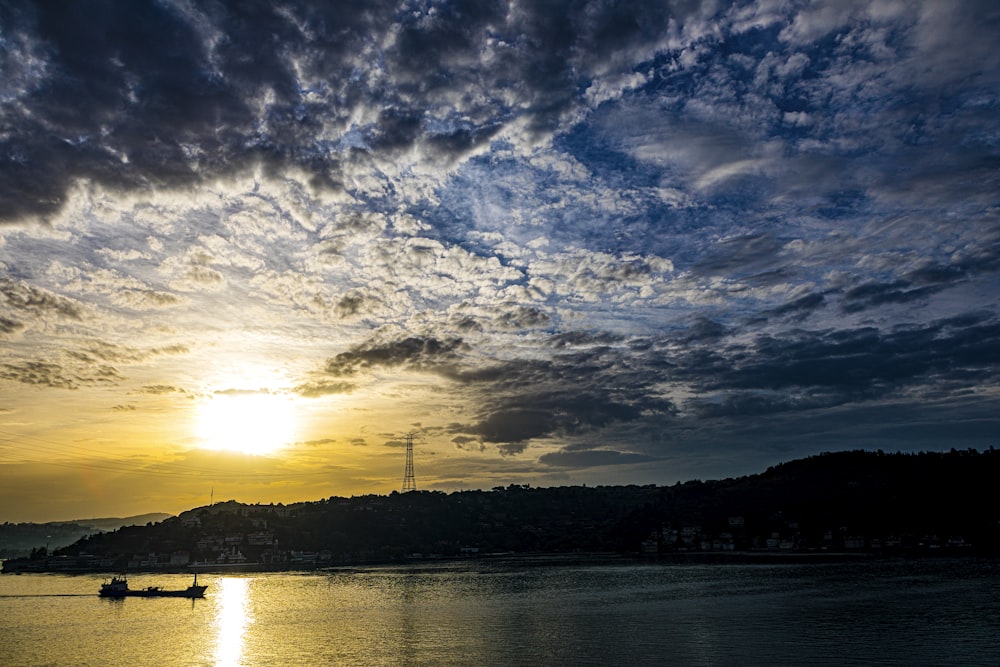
[1,0,998,522]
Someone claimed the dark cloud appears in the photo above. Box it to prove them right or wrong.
[325,336,467,376]
[692,234,789,280]
[67,341,189,366]
[2,0,999,500]
[0,361,78,389]
[0,0,701,222]
[0,1,256,219]
[0,357,123,389]
[418,308,1000,448]
[841,280,942,313]
[538,448,656,468]
[91,365,124,384]
[451,316,484,333]
[687,392,833,420]
[497,442,528,457]
[547,331,623,348]
[496,306,551,330]
[0,279,83,320]
[0,316,25,334]
[120,290,182,309]
[137,384,195,398]
[451,435,485,452]
[335,293,366,318]
[904,263,970,287]
[449,349,676,446]
[840,251,1000,314]
[292,380,357,398]
[184,266,224,285]
[766,293,827,320]
[674,315,1000,417]
[676,317,728,343]
[297,438,337,447]
[314,329,679,448]
[472,408,559,444]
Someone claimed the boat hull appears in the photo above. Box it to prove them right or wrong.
[99,586,206,599]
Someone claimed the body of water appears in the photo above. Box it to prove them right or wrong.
[1,557,998,666]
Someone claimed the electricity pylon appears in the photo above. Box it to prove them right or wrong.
[401,431,417,492]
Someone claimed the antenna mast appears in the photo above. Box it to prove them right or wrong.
[401,431,417,492]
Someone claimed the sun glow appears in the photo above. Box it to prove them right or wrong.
[196,392,297,455]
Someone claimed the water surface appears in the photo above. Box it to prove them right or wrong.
[2,558,998,666]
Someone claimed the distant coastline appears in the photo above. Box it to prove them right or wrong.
[2,546,986,576]
[0,513,173,560]
[3,449,998,575]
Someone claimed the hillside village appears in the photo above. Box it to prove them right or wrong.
[3,449,999,573]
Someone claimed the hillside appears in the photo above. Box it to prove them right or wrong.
[0,513,173,559]
[4,449,999,572]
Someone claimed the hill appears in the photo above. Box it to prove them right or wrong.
[4,449,999,572]
[76,513,174,532]
[0,513,173,559]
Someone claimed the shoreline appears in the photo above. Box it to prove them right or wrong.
[2,548,987,575]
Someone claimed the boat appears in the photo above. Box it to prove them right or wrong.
[99,573,207,598]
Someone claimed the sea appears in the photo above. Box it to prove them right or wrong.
[1,556,998,666]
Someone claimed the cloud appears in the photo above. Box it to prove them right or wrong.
[495,305,551,330]
[213,388,272,397]
[296,438,337,448]
[841,280,941,313]
[0,361,80,389]
[0,315,25,334]
[324,335,467,377]
[112,289,184,310]
[497,442,529,457]
[68,341,189,365]
[300,303,990,453]
[1,1,999,506]
[137,384,195,398]
[316,330,678,449]
[0,278,83,321]
[675,314,1000,417]
[539,448,656,468]
[547,331,623,348]
[292,380,357,398]
[471,408,560,445]
[0,0,702,223]
[766,293,827,320]
[4,0,997,229]
[335,293,366,318]
[451,435,485,452]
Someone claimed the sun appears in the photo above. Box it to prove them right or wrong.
[196,392,297,455]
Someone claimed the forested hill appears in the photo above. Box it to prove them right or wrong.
[0,513,173,559]
[7,449,1000,571]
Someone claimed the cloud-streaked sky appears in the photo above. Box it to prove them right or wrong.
[2,0,998,521]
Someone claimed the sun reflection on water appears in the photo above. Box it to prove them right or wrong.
[213,578,252,667]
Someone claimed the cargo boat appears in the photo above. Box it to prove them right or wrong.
[99,573,206,598]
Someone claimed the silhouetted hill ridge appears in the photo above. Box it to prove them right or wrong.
[0,513,173,558]
[7,449,999,571]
